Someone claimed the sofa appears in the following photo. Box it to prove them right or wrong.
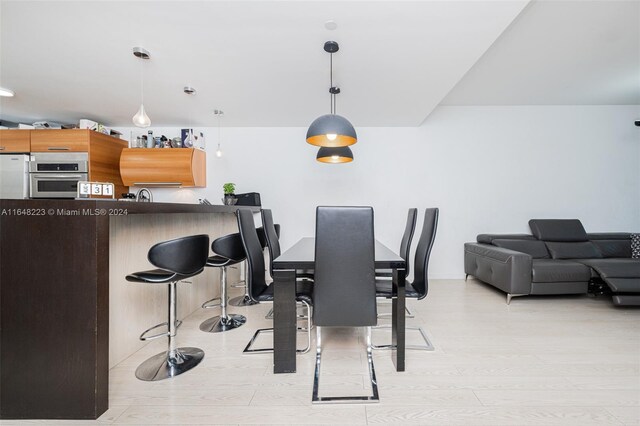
[464,219,639,306]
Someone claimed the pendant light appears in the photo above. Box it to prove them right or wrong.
[132,47,151,128]
[316,146,353,164]
[306,41,357,148]
[214,109,224,157]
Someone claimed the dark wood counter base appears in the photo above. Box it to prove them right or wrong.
[0,199,257,419]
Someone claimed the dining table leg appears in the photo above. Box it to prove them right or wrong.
[273,269,297,373]
[391,268,406,371]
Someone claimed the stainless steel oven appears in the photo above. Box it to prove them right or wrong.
[29,152,88,198]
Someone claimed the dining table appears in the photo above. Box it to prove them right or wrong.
[271,237,407,374]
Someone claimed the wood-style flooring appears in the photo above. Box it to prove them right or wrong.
[1,279,638,425]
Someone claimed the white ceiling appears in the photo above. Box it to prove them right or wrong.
[0,1,637,128]
[442,0,640,106]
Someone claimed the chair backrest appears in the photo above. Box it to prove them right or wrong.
[237,209,269,301]
[148,234,210,276]
[261,209,281,278]
[400,208,418,276]
[211,232,246,262]
[313,206,376,327]
[411,208,439,299]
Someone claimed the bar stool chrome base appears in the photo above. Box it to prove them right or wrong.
[199,314,246,333]
[135,347,205,381]
[229,294,258,307]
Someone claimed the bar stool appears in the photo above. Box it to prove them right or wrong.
[199,232,248,333]
[125,234,209,381]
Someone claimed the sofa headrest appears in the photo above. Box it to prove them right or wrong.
[492,239,550,259]
[477,234,536,244]
[529,219,588,242]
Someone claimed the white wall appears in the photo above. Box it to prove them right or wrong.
[115,105,640,279]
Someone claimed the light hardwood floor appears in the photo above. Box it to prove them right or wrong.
[2,278,638,425]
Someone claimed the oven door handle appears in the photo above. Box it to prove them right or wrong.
[31,174,86,179]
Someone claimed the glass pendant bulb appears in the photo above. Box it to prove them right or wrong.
[132,104,151,128]
[0,87,15,97]
[216,143,222,158]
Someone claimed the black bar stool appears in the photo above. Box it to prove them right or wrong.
[125,234,209,381]
[199,232,248,333]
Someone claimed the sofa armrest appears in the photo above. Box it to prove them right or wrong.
[464,243,533,295]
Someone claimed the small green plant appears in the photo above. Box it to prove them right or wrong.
[223,182,236,195]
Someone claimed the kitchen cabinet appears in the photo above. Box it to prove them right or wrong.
[0,129,31,153]
[30,129,89,152]
[119,148,206,187]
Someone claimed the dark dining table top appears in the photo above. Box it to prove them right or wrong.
[273,237,405,270]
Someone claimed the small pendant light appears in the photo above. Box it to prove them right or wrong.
[214,109,224,157]
[132,47,151,128]
[316,146,354,164]
[306,41,357,149]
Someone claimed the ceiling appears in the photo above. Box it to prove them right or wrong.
[0,1,637,128]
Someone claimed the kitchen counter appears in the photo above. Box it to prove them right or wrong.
[0,199,258,420]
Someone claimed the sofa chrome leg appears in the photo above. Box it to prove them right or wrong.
[312,327,379,404]
[506,293,527,305]
[465,274,469,281]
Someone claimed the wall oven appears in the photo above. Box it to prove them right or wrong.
[29,152,88,198]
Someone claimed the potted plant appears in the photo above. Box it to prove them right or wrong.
[223,182,237,205]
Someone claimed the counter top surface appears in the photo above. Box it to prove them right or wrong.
[0,199,260,214]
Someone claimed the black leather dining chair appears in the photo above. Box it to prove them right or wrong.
[373,207,439,351]
[229,226,269,307]
[376,208,418,278]
[262,209,313,320]
[312,206,379,404]
[126,234,209,381]
[236,209,314,354]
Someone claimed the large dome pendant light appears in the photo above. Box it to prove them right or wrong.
[132,47,151,128]
[306,41,357,149]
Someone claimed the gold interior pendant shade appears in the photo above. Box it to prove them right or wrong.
[306,114,357,147]
[316,146,354,163]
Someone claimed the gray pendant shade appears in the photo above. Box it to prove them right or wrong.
[306,114,357,147]
[316,146,354,164]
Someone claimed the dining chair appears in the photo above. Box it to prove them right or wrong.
[377,208,418,319]
[312,206,379,404]
[373,207,439,351]
[262,209,313,320]
[236,209,314,354]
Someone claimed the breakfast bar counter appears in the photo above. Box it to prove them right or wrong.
[0,199,258,419]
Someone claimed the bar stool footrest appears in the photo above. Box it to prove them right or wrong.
[139,320,182,341]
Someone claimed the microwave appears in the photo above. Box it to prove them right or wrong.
[29,152,88,198]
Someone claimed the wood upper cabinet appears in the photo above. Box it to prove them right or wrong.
[0,130,31,153]
[31,129,89,152]
[119,148,206,187]
[87,132,128,197]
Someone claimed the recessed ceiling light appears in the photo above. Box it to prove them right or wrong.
[0,87,15,97]
[324,20,337,31]
[184,86,196,95]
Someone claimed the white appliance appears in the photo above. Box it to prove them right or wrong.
[0,154,30,199]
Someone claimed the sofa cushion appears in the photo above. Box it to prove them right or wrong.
[477,234,536,244]
[492,239,550,259]
[575,258,640,279]
[592,240,631,258]
[531,259,591,283]
[529,219,588,242]
[545,241,603,259]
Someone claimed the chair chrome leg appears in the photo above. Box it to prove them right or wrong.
[200,266,246,333]
[230,261,258,306]
[372,325,434,351]
[377,299,414,319]
[265,304,309,320]
[312,326,380,404]
[244,301,312,354]
[135,281,204,381]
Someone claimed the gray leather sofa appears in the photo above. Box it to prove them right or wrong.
[464,219,639,306]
